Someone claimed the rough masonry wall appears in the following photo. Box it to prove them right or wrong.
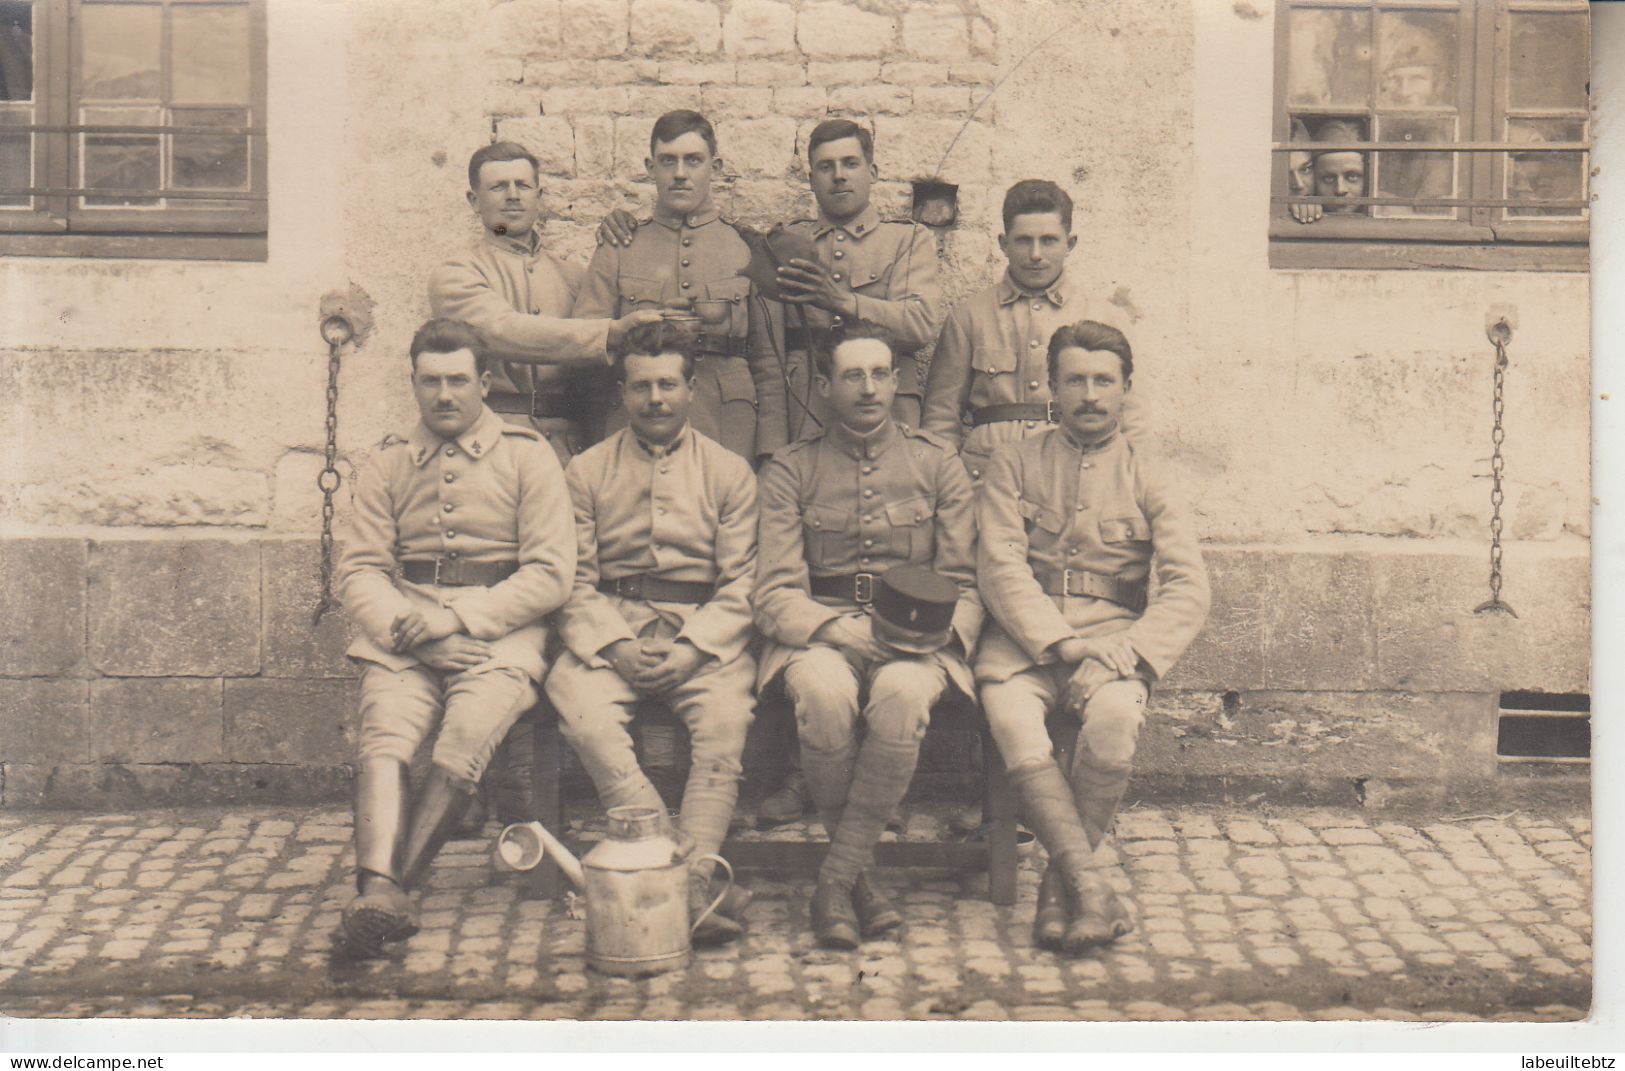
[0,0,1591,804]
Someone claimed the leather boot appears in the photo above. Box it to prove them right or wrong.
[757,769,812,828]
[852,870,902,938]
[341,759,417,953]
[1032,864,1068,950]
[689,871,744,946]
[1071,744,1131,851]
[400,766,476,890]
[810,879,861,950]
[1007,759,1115,956]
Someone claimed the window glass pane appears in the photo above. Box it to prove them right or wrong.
[81,104,160,206]
[0,102,29,207]
[1287,8,1372,108]
[1505,117,1587,219]
[1509,14,1588,110]
[0,1,32,102]
[170,106,247,198]
[1377,10,1458,108]
[1373,115,1458,219]
[80,3,162,100]
[171,6,250,104]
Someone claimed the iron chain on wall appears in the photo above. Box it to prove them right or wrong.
[313,314,354,624]
[1475,318,1517,618]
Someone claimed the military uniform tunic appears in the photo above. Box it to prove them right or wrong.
[428,230,611,465]
[921,271,1143,483]
[573,205,771,460]
[338,406,577,782]
[754,419,981,700]
[749,205,945,454]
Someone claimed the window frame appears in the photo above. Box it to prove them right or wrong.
[0,0,267,262]
[1269,0,1589,272]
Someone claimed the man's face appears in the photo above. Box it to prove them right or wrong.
[467,159,540,239]
[1051,346,1128,443]
[1382,64,1440,107]
[808,136,876,223]
[620,352,693,445]
[413,348,489,441]
[1289,150,1315,196]
[816,337,897,434]
[1314,151,1367,211]
[999,211,1076,293]
[647,131,718,217]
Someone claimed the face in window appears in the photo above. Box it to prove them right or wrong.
[1314,150,1367,211]
[1382,63,1442,107]
[816,336,897,434]
[1051,346,1128,444]
[1289,150,1316,196]
[413,348,490,441]
[468,159,540,239]
[620,352,694,446]
[999,211,1077,293]
[809,136,876,224]
[647,131,718,217]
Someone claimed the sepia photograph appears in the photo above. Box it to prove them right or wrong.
[0,0,1600,1041]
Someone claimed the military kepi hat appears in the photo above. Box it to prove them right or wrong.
[872,565,958,656]
[744,225,821,302]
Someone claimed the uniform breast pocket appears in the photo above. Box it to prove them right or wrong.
[620,274,667,311]
[711,356,756,404]
[701,276,750,337]
[1019,497,1067,541]
[884,495,933,560]
[802,502,852,563]
[845,251,895,296]
[1099,514,1152,544]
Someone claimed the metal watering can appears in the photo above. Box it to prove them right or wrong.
[495,805,733,977]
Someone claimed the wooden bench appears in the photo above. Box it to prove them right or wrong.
[517,695,1020,906]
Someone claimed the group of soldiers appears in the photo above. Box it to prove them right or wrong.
[333,109,1211,961]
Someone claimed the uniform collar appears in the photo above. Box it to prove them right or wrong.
[1058,422,1121,456]
[633,422,691,459]
[483,227,541,257]
[997,270,1069,308]
[827,417,898,461]
[812,202,881,240]
[651,201,720,230]
[407,405,504,467]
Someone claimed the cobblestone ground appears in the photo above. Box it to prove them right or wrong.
[0,804,1591,1022]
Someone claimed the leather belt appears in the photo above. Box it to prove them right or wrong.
[401,558,519,587]
[695,333,748,359]
[487,390,574,421]
[809,572,877,604]
[971,401,1055,427]
[597,574,715,604]
[1038,567,1147,613]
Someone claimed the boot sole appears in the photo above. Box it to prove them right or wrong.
[342,903,418,950]
[816,927,861,950]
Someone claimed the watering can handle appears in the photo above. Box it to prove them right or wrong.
[689,854,735,937]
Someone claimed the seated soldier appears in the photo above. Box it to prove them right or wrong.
[976,320,1210,955]
[544,322,759,944]
[336,319,576,955]
[753,320,981,949]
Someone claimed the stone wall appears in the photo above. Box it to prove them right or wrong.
[0,0,1591,806]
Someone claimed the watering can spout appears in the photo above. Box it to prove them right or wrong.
[494,820,586,890]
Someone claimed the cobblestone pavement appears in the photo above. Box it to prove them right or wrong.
[0,804,1591,1022]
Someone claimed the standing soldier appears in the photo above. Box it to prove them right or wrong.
[336,319,576,956]
[754,321,980,949]
[921,179,1140,485]
[430,141,657,829]
[976,321,1208,955]
[545,322,759,945]
[573,111,771,462]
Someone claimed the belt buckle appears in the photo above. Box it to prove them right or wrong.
[1060,568,1075,598]
[853,572,875,604]
[1045,400,1057,424]
[529,390,541,420]
[433,557,452,586]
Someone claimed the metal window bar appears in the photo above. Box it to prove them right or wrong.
[1269,195,1587,208]
[0,123,265,135]
[1271,141,1588,152]
[0,186,263,200]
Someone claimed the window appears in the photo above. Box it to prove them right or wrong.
[0,0,266,261]
[1271,0,1588,271]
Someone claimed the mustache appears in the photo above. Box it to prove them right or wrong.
[1074,404,1106,415]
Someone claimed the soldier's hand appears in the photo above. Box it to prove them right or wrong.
[608,308,666,348]
[390,606,461,652]
[775,257,856,317]
[603,638,659,686]
[1290,202,1323,225]
[597,208,640,248]
[814,616,889,664]
[633,640,708,694]
[1072,633,1140,678]
[415,634,492,672]
[1064,657,1118,715]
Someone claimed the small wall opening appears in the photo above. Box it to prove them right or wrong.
[911,181,959,227]
[1496,692,1591,764]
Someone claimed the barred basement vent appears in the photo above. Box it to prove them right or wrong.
[1496,692,1591,764]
